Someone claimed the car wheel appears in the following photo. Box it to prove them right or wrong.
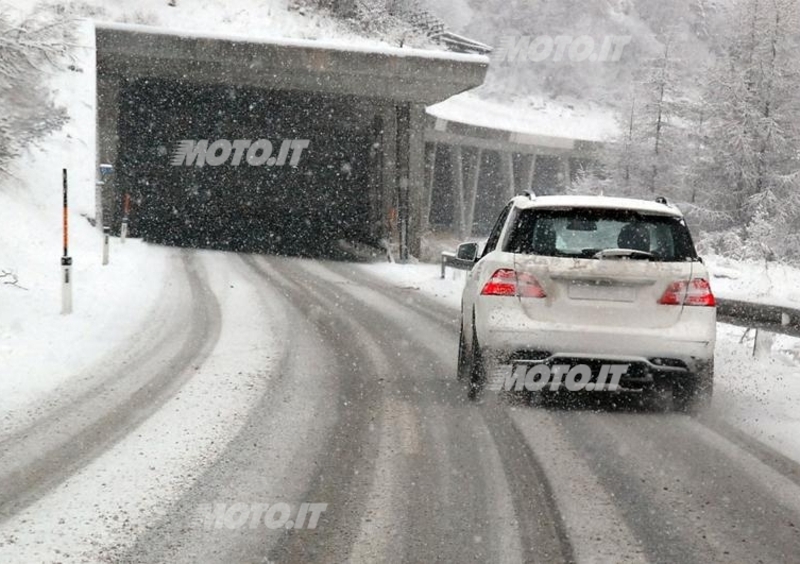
[648,379,675,412]
[457,324,469,381]
[674,361,714,414]
[467,323,486,400]
[529,389,556,407]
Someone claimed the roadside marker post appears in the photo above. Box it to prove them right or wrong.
[102,226,110,265]
[61,168,73,315]
[120,193,130,244]
[98,163,114,264]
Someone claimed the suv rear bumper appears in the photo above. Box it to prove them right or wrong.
[499,356,712,392]
[477,306,715,371]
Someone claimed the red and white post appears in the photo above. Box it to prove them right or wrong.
[61,168,73,314]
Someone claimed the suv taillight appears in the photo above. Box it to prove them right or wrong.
[658,278,716,307]
[481,269,546,298]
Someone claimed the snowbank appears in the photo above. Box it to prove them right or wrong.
[714,324,800,463]
[706,255,800,309]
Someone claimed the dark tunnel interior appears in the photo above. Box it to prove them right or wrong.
[115,78,383,258]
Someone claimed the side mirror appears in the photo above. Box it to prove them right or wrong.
[457,242,479,262]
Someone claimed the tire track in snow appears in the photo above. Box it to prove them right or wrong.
[0,250,287,563]
[0,252,221,522]
[287,259,572,564]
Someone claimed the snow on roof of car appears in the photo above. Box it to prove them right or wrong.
[512,194,684,217]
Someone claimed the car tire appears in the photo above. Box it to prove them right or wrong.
[529,389,556,407]
[648,379,675,412]
[467,322,486,400]
[674,361,714,414]
[457,324,469,381]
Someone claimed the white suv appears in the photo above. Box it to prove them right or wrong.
[457,194,716,411]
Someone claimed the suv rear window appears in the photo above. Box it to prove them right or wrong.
[505,208,698,262]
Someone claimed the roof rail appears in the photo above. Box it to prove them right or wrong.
[523,190,536,200]
[655,196,668,205]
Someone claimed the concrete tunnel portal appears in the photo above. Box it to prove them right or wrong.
[96,24,488,259]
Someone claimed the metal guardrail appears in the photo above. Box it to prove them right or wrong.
[439,251,800,337]
[716,298,800,338]
[440,251,474,279]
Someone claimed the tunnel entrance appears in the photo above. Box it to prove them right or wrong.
[95,24,488,259]
[116,79,381,258]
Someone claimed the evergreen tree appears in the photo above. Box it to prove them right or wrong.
[694,0,800,258]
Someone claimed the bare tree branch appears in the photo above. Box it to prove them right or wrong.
[0,270,28,291]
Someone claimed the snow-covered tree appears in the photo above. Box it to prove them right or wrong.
[0,5,74,175]
[575,31,695,201]
[573,0,800,262]
[692,0,800,259]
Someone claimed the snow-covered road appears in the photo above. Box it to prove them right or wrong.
[2,251,800,563]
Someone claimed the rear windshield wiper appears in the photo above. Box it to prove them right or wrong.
[593,248,655,260]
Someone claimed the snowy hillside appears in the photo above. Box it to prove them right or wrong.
[426,0,721,109]
[3,0,376,46]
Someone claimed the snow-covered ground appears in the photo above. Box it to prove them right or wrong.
[713,324,800,462]
[359,260,800,464]
[0,251,285,564]
[364,262,464,308]
[89,0,352,44]
[0,236,172,428]
[0,19,174,426]
[705,255,800,309]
